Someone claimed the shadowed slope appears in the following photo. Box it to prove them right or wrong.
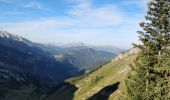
[46,83,78,100]
[88,82,120,100]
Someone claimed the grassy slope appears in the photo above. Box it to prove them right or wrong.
[47,54,136,100]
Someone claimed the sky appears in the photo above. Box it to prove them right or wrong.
[0,0,147,49]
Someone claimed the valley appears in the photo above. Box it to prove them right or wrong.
[0,31,121,100]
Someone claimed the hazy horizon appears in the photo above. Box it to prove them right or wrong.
[0,0,147,49]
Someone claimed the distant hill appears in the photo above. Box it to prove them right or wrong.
[37,44,117,71]
[54,47,116,71]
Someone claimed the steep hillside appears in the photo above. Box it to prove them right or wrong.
[46,48,140,100]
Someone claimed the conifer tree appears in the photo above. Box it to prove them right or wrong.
[126,0,170,99]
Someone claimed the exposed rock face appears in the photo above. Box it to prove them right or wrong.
[112,48,140,62]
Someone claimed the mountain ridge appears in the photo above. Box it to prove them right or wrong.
[0,31,80,89]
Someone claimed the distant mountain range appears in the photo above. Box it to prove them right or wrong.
[38,44,117,71]
[36,42,124,71]
[41,42,124,54]
[55,47,115,71]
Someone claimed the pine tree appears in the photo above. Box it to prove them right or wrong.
[126,0,170,99]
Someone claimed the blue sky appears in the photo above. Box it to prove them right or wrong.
[0,0,147,49]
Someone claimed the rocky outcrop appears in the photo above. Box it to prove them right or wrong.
[112,48,140,62]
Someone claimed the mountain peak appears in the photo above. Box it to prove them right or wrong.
[0,31,10,38]
[0,31,24,42]
[0,31,34,48]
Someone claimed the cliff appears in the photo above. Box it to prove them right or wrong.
[112,47,140,62]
